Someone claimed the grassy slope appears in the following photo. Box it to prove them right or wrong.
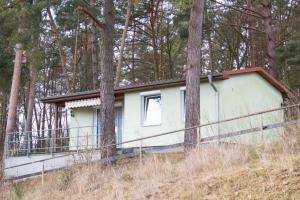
[179,160,300,200]
[1,140,300,200]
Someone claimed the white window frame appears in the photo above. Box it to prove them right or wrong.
[140,90,161,126]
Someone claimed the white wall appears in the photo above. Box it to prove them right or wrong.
[123,87,185,147]
[218,74,284,143]
[122,73,284,147]
[69,108,97,150]
[67,73,285,148]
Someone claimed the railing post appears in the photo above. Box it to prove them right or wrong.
[50,131,54,156]
[77,127,79,153]
[60,128,63,152]
[86,132,88,149]
[139,140,143,167]
[42,129,45,153]
[91,126,94,150]
[13,132,16,156]
[217,92,221,144]
[53,104,58,154]
[197,126,200,151]
[41,161,44,185]
[27,131,31,157]
[4,132,9,158]
[260,113,264,143]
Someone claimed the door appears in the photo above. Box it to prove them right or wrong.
[96,107,123,148]
[115,107,123,147]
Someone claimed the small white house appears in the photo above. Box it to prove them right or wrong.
[42,67,293,149]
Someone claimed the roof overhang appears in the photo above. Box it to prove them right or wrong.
[41,74,224,105]
[41,67,294,106]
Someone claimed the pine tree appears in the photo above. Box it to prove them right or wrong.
[185,0,205,150]
[100,0,116,159]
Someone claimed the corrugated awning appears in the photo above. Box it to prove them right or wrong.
[65,98,123,108]
[65,98,100,108]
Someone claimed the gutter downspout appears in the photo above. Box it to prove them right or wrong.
[208,75,220,143]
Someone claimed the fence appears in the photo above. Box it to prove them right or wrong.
[5,126,94,157]
[5,103,300,158]
[4,103,300,178]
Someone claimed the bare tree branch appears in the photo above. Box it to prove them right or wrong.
[210,0,263,19]
[77,6,106,29]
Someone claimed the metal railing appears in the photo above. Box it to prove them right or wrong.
[4,103,300,172]
[5,103,300,158]
[4,125,100,157]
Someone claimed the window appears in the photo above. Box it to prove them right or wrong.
[142,94,161,126]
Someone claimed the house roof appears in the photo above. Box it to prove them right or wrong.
[41,67,294,105]
[41,74,224,105]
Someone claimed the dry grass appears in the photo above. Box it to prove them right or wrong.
[1,125,300,200]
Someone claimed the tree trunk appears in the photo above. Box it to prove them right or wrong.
[261,0,278,78]
[5,43,23,148]
[0,94,8,180]
[24,80,30,118]
[41,102,46,150]
[33,104,40,150]
[0,137,3,181]
[131,20,136,83]
[207,28,215,73]
[247,0,257,67]
[91,26,99,89]
[24,68,37,154]
[0,95,8,154]
[115,0,132,86]
[1,42,23,179]
[166,17,173,79]
[184,0,205,150]
[150,0,160,81]
[82,23,89,90]
[72,16,80,91]
[90,0,99,89]
[100,0,116,159]
[47,8,71,91]
[159,4,165,79]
